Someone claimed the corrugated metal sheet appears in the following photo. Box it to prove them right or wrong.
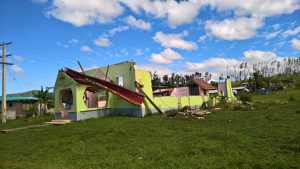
[0,97,38,102]
[64,68,145,106]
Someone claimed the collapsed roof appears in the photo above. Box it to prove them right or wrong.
[63,68,145,106]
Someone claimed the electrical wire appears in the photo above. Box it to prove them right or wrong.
[7,67,23,90]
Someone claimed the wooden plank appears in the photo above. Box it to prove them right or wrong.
[135,81,163,114]
[1,124,51,134]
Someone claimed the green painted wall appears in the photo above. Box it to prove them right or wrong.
[137,69,209,111]
[225,77,237,102]
[54,71,77,113]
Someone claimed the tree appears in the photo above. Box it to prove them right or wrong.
[33,86,51,115]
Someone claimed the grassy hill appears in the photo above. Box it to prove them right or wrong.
[0,89,299,168]
[7,90,39,97]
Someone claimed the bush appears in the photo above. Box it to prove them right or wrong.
[164,109,178,117]
[239,94,252,104]
[296,110,300,114]
[289,95,295,101]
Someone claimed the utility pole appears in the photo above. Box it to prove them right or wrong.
[1,41,13,124]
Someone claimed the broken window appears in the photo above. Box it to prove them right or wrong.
[117,76,124,86]
[83,87,108,108]
[60,89,73,110]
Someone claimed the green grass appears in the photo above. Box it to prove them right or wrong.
[0,115,54,131]
[0,90,300,169]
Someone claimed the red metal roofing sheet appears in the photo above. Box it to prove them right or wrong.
[64,68,145,106]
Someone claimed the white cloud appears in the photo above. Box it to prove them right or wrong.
[185,50,283,76]
[244,50,277,63]
[47,0,124,26]
[153,31,197,50]
[56,42,69,48]
[31,0,47,4]
[210,0,300,18]
[150,48,184,64]
[291,38,300,50]
[68,38,79,45]
[138,64,188,76]
[13,55,23,62]
[94,37,111,47]
[121,0,202,28]
[198,34,208,42]
[150,54,173,64]
[80,45,93,52]
[109,26,129,36]
[283,26,300,37]
[272,24,281,30]
[265,30,282,39]
[186,58,240,74]
[123,15,151,30]
[162,0,201,28]
[11,65,24,74]
[46,0,300,30]
[121,0,300,29]
[205,17,263,40]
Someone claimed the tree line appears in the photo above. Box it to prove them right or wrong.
[151,72,212,90]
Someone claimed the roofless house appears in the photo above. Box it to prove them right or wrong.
[54,61,235,121]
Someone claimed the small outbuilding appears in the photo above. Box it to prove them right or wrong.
[187,78,216,96]
[0,97,38,118]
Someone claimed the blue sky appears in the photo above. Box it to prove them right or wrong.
[0,0,300,94]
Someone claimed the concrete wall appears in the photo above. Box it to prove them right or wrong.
[137,69,210,114]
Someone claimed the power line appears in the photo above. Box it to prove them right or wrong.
[7,67,23,90]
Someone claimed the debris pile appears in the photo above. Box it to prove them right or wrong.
[165,106,212,120]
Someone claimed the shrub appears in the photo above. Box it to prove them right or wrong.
[26,112,34,118]
[289,95,295,101]
[239,94,252,104]
[296,110,300,114]
[164,109,178,117]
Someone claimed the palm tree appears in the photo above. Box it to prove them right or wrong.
[33,86,51,115]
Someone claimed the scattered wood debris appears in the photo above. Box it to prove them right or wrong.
[44,119,72,125]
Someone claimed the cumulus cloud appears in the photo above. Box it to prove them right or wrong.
[13,55,23,62]
[123,15,151,30]
[186,58,240,73]
[46,0,124,26]
[153,31,197,50]
[80,45,93,52]
[138,64,188,76]
[291,38,300,50]
[121,0,300,29]
[121,0,201,28]
[185,50,283,77]
[11,65,24,74]
[94,37,111,47]
[210,0,300,18]
[205,17,263,40]
[150,48,184,64]
[244,50,278,62]
[109,26,129,36]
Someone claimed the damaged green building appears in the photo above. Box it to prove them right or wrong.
[54,61,235,121]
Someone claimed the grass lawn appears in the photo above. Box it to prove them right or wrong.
[0,90,299,169]
[0,115,54,131]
